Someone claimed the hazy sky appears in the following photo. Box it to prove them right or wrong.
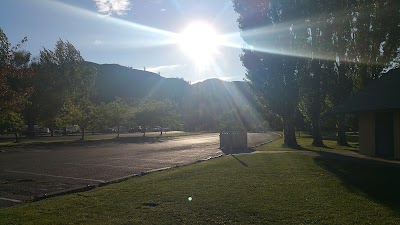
[1,0,246,83]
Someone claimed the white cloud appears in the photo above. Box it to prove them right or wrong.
[192,76,240,84]
[219,76,238,81]
[93,39,103,45]
[146,64,183,74]
[93,0,131,15]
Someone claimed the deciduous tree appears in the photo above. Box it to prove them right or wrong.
[0,28,32,114]
[0,111,24,143]
[233,0,302,148]
[100,98,131,138]
[135,100,180,136]
[24,39,96,136]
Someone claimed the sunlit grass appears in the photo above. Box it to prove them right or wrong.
[1,135,400,224]
[0,133,400,224]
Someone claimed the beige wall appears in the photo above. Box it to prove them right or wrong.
[394,112,400,160]
[359,112,375,156]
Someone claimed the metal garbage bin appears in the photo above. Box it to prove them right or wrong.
[220,131,247,149]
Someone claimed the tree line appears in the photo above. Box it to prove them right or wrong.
[0,28,181,142]
[1,25,269,142]
[233,0,400,148]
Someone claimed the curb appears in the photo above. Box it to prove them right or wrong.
[29,154,225,203]
[97,174,140,187]
[250,132,282,149]
[32,184,96,201]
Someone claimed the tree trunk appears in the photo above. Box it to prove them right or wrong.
[283,117,299,149]
[14,131,19,143]
[337,114,349,146]
[311,117,325,147]
[81,127,85,140]
[27,120,35,137]
[50,127,54,137]
[143,125,146,137]
[117,126,120,138]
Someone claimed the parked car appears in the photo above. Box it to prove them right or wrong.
[129,126,143,133]
[36,127,50,134]
[34,125,50,134]
[153,126,161,132]
[102,128,116,133]
[54,128,72,135]
[21,125,50,135]
[67,125,80,133]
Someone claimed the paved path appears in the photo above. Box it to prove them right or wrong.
[0,133,276,207]
[0,131,183,144]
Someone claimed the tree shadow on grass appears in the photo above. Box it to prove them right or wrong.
[313,152,400,212]
[322,135,359,143]
[296,145,334,151]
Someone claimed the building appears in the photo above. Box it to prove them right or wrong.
[333,68,400,159]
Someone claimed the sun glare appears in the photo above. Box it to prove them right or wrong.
[177,22,220,66]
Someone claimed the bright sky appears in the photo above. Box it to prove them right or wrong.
[0,0,246,83]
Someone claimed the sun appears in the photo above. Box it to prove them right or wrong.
[177,22,220,65]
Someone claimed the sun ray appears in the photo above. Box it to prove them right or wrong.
[36,0,178,47]
[33,0,382,69]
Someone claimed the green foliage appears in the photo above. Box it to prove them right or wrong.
[25,39,97,133]
[57,98,95,128]
[0,111,24,142]
[351,0,400,89]
[233,0,301,147]
[0,111,24,132]
[100,98,132,128]
[0,28,32,113]
[218,106,263,132]
[233,0,400,146]
[135,100,181,134]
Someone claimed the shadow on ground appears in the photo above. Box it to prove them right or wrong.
[220,147,255,155]
[321,135,359,143]
[314,151,400,212]
[297,143,358,152]
[0,136,171,149]
[64,136,169,146]
[230,154,249,167]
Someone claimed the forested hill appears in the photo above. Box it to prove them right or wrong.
[89,62,191,103]
[90,62,255,106]
[89,62,263,131]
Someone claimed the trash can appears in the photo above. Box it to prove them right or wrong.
[220,131,247,149]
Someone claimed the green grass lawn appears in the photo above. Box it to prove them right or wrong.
[2,136,400,224]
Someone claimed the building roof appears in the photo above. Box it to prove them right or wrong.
[332,68,400,113]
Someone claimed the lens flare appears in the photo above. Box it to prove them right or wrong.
[177,22,221,67]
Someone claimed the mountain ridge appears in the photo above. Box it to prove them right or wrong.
[88,62,262,131]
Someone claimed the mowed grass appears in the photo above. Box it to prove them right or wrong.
[2,139,400,224]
